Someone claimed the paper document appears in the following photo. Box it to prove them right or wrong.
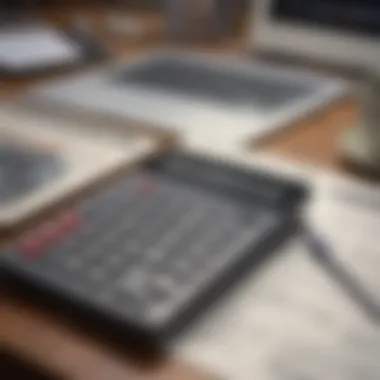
[0,26,80,70]
[176,160,380,380]
[309,175,380,302]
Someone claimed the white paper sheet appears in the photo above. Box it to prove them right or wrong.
[0,26,80,70]
[175,162,380,380]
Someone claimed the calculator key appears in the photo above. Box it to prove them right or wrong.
[146,302,173,324]
[18,217,72,259]
[66,257,83,271]
[119,268,148,295]
[139,174,157,196]
[146,248,165,263]
[174,258,190,273]
[39,222,63,243]
[60,211,82,232]
[18,235,45,258]
[106,254,124,267]
[89,267,107,282]
[151,275,176,295]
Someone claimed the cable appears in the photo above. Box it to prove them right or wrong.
[302,224,380,323]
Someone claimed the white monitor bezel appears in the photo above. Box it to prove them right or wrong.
[250,0,380,69]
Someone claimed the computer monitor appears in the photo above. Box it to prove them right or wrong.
[251,0,380,69]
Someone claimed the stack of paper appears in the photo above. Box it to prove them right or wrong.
[176,158,380,380]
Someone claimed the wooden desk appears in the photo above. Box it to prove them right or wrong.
[262,98,359,171]
[0,7,369,380]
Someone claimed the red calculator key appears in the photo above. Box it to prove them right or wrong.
[60,211,82,232]
[40,222,63,244]
[19,235,45,258]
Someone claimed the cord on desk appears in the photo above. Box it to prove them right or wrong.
[301,225,380,323]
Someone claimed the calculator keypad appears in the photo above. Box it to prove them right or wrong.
[2,170,277,327]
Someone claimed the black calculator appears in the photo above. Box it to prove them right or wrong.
[1,152,306,349]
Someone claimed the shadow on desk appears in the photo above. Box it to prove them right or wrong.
[1,293,215,380]
[1,349,63,380]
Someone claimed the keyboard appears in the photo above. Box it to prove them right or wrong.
[116,57,315,109]
[1,153,306,349]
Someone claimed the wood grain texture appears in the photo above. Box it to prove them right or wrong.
[0,296,214,380]
[261,98,360,171]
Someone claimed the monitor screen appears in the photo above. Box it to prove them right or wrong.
[273,0,380,38]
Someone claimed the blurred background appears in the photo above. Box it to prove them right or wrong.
[0,0,251,42]
[1,2,380,380]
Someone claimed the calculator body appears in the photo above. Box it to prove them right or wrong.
[1,152,306,349]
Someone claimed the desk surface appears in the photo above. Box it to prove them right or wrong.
[0,6,366,380]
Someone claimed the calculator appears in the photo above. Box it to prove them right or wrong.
[1,152,306,349]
